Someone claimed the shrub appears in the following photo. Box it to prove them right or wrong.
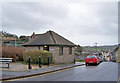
[76,59,85,62]
[23,50,53,64]
[75,52,80,56]
[2,46,25,61]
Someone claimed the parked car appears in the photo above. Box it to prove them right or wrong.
[85,55,100,66]
[111,56,116,62]
[80,58,84,60]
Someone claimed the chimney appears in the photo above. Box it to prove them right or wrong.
[32,32,35,35]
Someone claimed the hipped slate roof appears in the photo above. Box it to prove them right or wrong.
[23,30,76,46]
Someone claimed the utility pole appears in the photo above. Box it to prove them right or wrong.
[13,34,17,47]
[15,36,16,47]
[94,43,98,55]
[95,43,98,47]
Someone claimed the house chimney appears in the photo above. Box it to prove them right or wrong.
[33,32,35,35]
[49,30,51,32]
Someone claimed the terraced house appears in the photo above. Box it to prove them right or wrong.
[110,44,120,63]
[116,44,120,63]
[23,30,76,64]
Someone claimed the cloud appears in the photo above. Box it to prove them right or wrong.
[2,2,69,34]
[2,2,118,46]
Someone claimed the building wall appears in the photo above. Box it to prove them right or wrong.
[24,46,39,51]
[116,47,120,63]
[49,46,75,64]
[24,46,75,64]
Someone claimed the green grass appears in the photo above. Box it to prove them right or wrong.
[83,47,108,51]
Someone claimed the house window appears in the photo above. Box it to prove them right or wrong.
[59,47,63,55]
[69,47,72,55]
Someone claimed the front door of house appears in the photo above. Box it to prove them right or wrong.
[43,46,49,51]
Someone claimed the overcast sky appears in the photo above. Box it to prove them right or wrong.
[1,1,118,46]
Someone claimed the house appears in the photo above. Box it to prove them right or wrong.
[25,32,42,40]
[31,32,43,39]
[6,41,25,46]
[108,44,120,62]
[23,30,76,64]
[114,44,120,63]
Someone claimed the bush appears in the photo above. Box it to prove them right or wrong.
[2,46,25,61]
[75,52,80,56]
[23,50,53,64]
[76,59,85,62]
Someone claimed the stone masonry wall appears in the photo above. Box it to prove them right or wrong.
[24,46,39,51]
[116,47,120,63]
[49,46,75,64]
[24,46,75,64]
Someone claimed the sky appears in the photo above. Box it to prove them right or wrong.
[1,1,118,46]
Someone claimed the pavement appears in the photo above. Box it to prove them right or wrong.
[118,63,120,77]
[1,62,56,72]
[6,62,118,81]
[1,62,85,79]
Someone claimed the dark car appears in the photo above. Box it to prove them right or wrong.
[111,56,116,62]
[85,55,100,66]
[99,56,103,62]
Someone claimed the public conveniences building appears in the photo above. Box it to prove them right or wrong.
[23,30,76,64]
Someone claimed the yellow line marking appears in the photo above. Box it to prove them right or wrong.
[6,68,73,81]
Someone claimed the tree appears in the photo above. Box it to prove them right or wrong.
[75,45,83,53]
[2,31,18,39]
[19,36,29,43]
[19,36,26,39]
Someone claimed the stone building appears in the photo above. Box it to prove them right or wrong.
[115,44,120,63]
[109,44,120,62]
[23,30,76,64]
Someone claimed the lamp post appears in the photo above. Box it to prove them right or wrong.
[95,43,98,52]
[13,34,17,47]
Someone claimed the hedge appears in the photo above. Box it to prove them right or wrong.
[23,50,53,64]
[2,46,25,61]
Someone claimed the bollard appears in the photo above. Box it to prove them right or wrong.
[48,56,49,66]
[28,56,32,69]
[39,56,42,68]
[74,58,76,64]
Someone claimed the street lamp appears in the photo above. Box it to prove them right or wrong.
[95,43,98,47]
[13,34,17,47]
[94,43,98,54]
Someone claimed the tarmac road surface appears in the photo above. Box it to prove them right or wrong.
[7,62,119,81]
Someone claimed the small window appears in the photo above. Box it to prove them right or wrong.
[69,47,72,55]
[38,47,40,50]
[59,47,63,55]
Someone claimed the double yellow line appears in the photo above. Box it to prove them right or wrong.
[5,68,73,82]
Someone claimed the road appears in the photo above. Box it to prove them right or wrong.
[8,62,119,81]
